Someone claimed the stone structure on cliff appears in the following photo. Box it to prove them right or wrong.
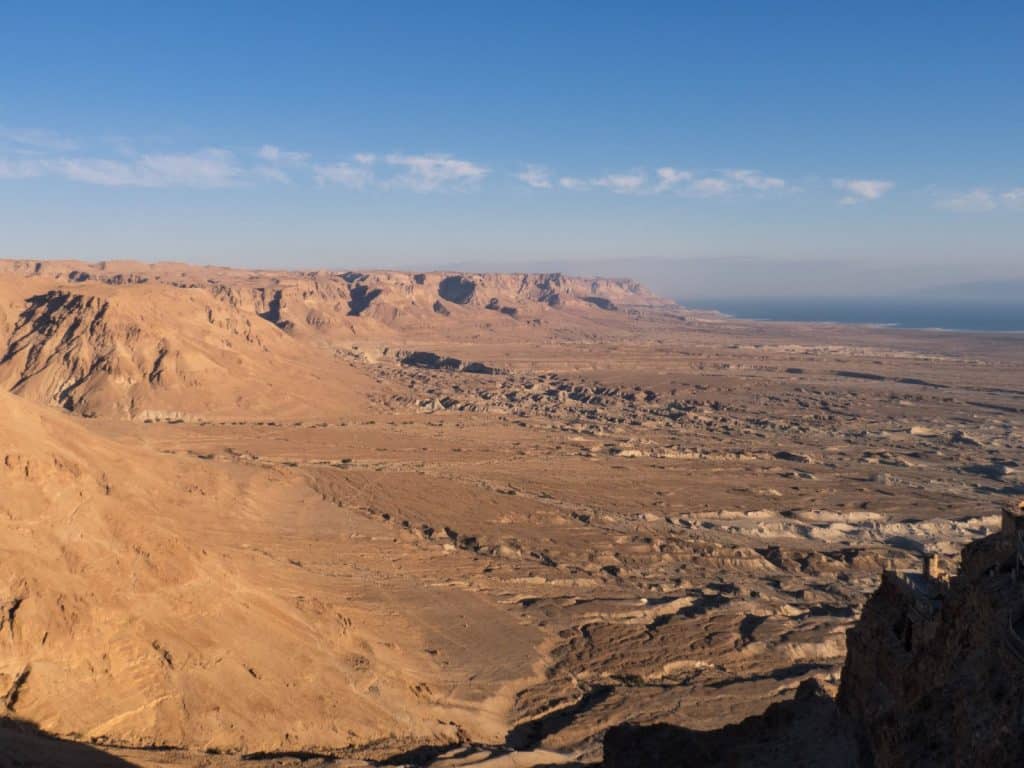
[1006,500,1024,582]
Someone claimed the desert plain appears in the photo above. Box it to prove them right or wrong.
[0,260,1021,767]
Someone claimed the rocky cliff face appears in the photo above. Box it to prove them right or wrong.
[604,503,1024,767]
[838,504,1024,767]
[0,261,672,342]
[0,278,385,420]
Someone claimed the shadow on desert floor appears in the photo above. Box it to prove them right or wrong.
[0,717,139,768]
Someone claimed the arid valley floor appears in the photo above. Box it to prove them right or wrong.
[0,261,1022,767]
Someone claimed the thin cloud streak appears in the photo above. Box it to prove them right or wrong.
[515,164,551,189]
[0,126,79,153]
[1003,188,1024,208]
[0,157,44,179]
[689,177,732,197]
[593,172,647,194]
[527,165,786,197]
[654,167,692,192]
[727,169,785,191]
[936,187,1024,213]
[55,149,241,188]
[559,176,589,190]
[256,144,311,184]
[833,178,893,204]
[384,153,488,191]
[313,161,374,189]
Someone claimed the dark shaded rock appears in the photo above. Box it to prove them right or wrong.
[603,679,862,767]
[835,370,887,381]
[963,462,1016,480]
[774,451,813,463]
[347,284,383,316]
[257,289,294,332]
[438,275,476,304]
[399,351,501,375]
[582,296,617,311]
[462,362,499,375]
[401,352,462,370]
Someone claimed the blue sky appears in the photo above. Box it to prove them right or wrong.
[1,3,1021,295]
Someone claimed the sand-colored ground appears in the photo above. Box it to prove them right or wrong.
[0,261,1021,766]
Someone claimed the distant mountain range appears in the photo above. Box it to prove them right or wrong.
[428,256,1024,303]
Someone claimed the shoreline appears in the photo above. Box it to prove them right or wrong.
[680,298,1024,335]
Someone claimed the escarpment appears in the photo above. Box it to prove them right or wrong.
[0,260,672,340]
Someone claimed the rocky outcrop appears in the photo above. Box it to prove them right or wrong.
[0,286,277,418]
[0,281,379,420]
[0,290,173,416]
[602,502,1024,767]
[837,502,1024,767]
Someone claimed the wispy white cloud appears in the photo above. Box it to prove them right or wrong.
[593,172,647,194]
[543,166,785,197]
[254,145,311,183]
[937,188,996,213]
[689,177,731,197]
[0,127,78,153]
[654,167,692,192]
[384,153,488,191]
[55,157,140,186]
[833,178,893,204]
[254,165,293,184]
[935,186,1024,213]
[559,176,590,190]
[726,169,785,191]
[257,144,310,164]
[55,149,241,188]
[0,157,44,179]
[313,161,374,189]
[0,128,499,194]
[1000,188,1024,208]
[515,164,552,189]
[137,149,240,187]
